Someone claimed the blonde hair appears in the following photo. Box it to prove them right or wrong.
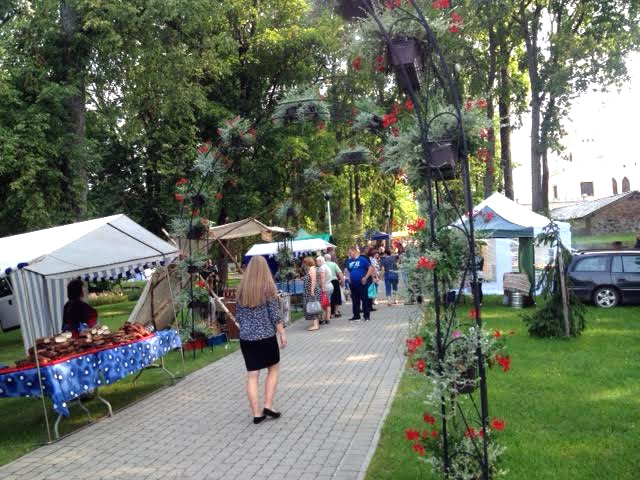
[316,255,325,266]
[237,256,278,308]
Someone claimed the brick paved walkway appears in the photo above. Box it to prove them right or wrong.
[0,305,415,480]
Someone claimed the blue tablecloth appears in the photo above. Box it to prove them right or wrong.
[0,329,181,416]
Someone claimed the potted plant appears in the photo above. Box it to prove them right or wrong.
[389,37,421,93]
[335,145,371,166]
[335,0,371,20]
[427,141,458,180]
[187,222,206,240]
[190,193,207,208]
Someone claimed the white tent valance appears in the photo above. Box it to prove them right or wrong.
[209,218,287,241]
[1,214,178,279]
[245,238,335,258]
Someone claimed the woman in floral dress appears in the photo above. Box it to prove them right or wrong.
[302,256,323,331]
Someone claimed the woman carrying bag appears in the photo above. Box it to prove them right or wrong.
[236,256,287,424]
[302,256,323,331]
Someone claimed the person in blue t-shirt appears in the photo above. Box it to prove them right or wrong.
[345,246,375,321]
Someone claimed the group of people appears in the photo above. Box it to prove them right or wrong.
[233,242,408,424]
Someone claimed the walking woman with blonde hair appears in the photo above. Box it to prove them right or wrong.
[236,256,287,424]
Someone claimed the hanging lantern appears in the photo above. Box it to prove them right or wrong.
[389,37,421,93]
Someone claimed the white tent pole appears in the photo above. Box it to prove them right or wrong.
[19,270,52,443]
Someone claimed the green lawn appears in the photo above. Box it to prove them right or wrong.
[0,301,238,466]
[366,296,640,480]
[573,232,636,250]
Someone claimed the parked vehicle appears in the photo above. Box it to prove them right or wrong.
[568,250,640,308]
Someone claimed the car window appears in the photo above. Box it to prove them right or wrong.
[622,256,640,273]
[612,256,623,273]
[574,256,609,272]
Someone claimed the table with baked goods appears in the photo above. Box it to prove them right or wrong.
[0,323,181,433]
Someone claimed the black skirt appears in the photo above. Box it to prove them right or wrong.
[240,336,280,371]
[330,279,342,306]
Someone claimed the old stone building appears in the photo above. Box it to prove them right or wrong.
[551,191,640,235]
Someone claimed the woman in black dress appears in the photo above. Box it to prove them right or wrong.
[236,256,287,424]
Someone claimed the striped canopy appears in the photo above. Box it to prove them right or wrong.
[0,215,179,352]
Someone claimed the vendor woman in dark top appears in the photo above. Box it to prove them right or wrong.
[62,278,98,338]
[236,256,287,424]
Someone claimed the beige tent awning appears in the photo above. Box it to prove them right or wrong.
[209,218,287,240]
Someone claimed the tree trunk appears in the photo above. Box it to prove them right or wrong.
[354,169,362,229]
[60,1,87,220]
[521,3,544,212]
[498,31,514,200]
[483,27,498,199]
[541,148,549,213]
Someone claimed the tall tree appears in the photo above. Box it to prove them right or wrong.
[516,0,640,212]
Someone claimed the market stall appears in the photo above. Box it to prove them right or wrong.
[455,192,572,296]
[0,214,181,441]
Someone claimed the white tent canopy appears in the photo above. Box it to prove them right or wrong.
[209,218,287,241]
[0,214,179,351]
[455,193,572,295]
[245,238,335,258]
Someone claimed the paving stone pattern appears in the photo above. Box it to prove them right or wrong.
[0,305,416,480]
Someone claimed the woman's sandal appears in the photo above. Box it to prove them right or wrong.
[253,415,267,424]
[307,326,319,331]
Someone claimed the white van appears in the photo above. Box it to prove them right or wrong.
[0,279,20,331]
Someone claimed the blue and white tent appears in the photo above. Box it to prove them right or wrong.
[0,214,179,352]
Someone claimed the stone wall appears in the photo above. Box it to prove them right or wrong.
[587,193,640,235]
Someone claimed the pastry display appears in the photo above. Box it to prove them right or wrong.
[15,322,152,368]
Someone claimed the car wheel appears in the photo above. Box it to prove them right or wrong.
[593,287,619,308]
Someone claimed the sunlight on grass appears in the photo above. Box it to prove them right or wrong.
[365,296,640,480]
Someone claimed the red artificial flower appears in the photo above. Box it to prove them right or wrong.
[192,209,200,217]
[432,0,450,9]
[197,143,210,154]
[391,103,402,115]
[465,99,473,111]
[431,430,439,438]
[475,99,488,108]
[413,336,423,348]
[493,330,502,339]
[415,358,426,373]
[422,429,429,439]
[215,192,223,200]
[405,99,414,111]
[465,427,477,438]
[353,56,362,71]
[382,113,398,128]
[174,193,185,202]
[496,354,511,373]
[417,257,437,270]
[449,24,459,34]
[408,217,427,233]
[451,11,463,24]
[477,147,489,162]
[423,413,436,425]
[491,418,506,431]
[480,128,490,139]
[413,443,426,456]
[392,126,400,137]
[176,177,189,186]
[405,428,420,441]
[375,55,385,72]
[197,280,206,289]
[469,308,477,320]
[406,338,418,354]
